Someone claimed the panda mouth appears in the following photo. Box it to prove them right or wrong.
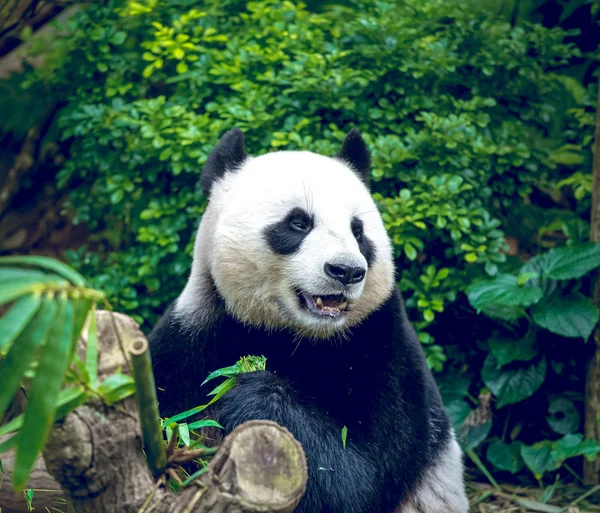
[297,291,348,317]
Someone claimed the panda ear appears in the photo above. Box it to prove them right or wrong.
[201,128,247,196]
[335,128,371,187]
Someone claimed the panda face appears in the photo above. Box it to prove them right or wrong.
[179,130,395,339]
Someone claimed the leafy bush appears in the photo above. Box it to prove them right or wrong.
[17,0,600,484]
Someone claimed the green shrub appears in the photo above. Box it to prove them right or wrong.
[19,0,599,483]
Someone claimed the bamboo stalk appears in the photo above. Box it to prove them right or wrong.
[130,338,167,478]
[584,79,600,485]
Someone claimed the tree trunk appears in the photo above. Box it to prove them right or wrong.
[0,311,308,512]
[583,80,600,485]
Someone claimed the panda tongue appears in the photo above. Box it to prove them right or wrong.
[300,292,346,316]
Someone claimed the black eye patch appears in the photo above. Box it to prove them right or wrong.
[351,217,376,267]
[264,207,314,255]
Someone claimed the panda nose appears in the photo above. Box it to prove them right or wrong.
[324,263,366,285]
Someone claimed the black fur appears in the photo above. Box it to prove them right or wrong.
[149,288,451,513]
[201,128,247,196]
[335,129,371,186]
[264,207,314,255]
[351,217,375,266]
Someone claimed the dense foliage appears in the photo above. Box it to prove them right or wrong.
[17,0,600,484]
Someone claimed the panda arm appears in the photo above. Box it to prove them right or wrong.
[217,370,388,513]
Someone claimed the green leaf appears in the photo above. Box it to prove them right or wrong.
[165,379,236,429]
[176,61,189,74]
[482,355,546,408]
[520,441,560,479]
[445,400,471,431]
[201,364,239,385]
[181,466,208,486]
[98,373,136,406]
[164,405,210,427]
[487,440,525,474]
[488,335,537,368]
[0,278,66,307]
[551,434,600,463]
[207,377,236,396]
[187,419,223,431]
[341,425,348,449]
[537,243,600,281]
[462,419,492,449]
[237,355,267,373]
[532,293,598,339]
[467,274,543,312]
[437,373,472,403]
[0,434,17,454]
[111,31,127,45]
[13,295,75,492]
[0,294,42,355]
[72,297,94,351]
[54,385,88,420]
[0,386,87,437]
[0,268,50,283]
[547,398,580,435]
[404,243,417,260]
[179,423,191,446]
[0,256,86,286]
[23,488,34,511]
[0,295,55,417]
[86,305,98,389]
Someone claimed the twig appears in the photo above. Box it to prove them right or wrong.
[558,483,600,513]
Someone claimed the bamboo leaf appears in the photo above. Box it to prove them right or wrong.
[207,377,236,396]
[204,378,236,406]
[179,423,191,446]
[0,294,42,356]
[13,295,74,492]
[98,373,136,406]
[0,268,49,283]
[0,256,86,286]
[0,280,65,307]
[0,295,56,417]
[72,297,93,350]
[0,434,17,454]
[86,305,98,389]
[164,405,210,427]
[0,386,87,437]
[201,364,239,385]
[181,466,208,486]
[54,385,88,419]
[187,419,223,431]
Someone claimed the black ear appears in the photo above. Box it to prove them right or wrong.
[335,128,371,187]
[201,128,247,196]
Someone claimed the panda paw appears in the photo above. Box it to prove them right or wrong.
[217,371,294,432]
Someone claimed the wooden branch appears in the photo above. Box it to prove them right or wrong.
[0,0,74,58]
[1,312,308,512]
[584,79,600,485]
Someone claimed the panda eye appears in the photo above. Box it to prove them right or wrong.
[351,219,363,241]
[288,211,312,233]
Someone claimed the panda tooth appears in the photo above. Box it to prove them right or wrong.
[316,297,324,309]
[340,301,348,310]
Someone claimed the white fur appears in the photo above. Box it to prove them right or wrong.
[398,435,469,513]
[176,150,395,338]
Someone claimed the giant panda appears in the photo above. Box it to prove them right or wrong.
[148,128,469,513]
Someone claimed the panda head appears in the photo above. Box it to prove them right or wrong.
[180,128,395,339]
